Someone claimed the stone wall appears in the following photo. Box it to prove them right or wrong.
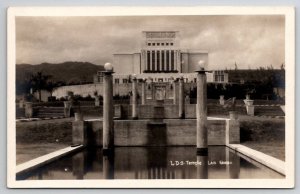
[52,82,197,99]
[78,118,227,147]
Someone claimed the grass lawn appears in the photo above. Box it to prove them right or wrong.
[239,116,285,161]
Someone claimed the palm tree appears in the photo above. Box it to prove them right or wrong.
[30,72,52,102]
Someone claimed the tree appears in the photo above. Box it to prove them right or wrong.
[30,72,52,102]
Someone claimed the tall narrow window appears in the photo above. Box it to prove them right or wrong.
[152,51,155,71]
[166,50,169,71]
[157,50,160,71]
[161,50,165,71]
[147,51,150,71]
[171,50,174,71]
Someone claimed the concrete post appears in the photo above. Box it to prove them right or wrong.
[64,101,72,118]
[196,69,208,154]
[178,77,185,118]
[19,99,25,108]
[173,81,177,105]
[75,112,83,121]
[141,79,146,105]
[102,63,114,154]
[226,111,240,145]
[25,102,33,118]
[219,95,225,105]
[244,98,254,116]
[132,76,138,119]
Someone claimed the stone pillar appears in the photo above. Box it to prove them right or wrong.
[151,80,155,100]
[219,95,225,105]
[25,102,33,118]
[132,76,138,119]
[141,79,146,105]
[75,112,83,121]
[19,99,25,108]
[102,65,114,154]
[196,69,208,154]
[173,81,177,105]
[64,101,72,118]
[226,111,240,145]
[178,77,185,118]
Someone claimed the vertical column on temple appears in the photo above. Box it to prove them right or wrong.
[141,79,146,105]
[132,75,138,119]
[102,63,114,154]
[196,61,208,155]
[178,76,185,118]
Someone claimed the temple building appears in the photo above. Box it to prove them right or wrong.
[94,31,228,84]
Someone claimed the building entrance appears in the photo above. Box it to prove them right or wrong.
[154,86,166,100]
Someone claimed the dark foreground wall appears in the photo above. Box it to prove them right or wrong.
[73,119,230,146]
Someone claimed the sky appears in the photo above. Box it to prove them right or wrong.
[16,15,285,70]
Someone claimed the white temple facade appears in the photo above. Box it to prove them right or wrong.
[94,31,228,84]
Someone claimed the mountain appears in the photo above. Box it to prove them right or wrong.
[16,61,105,84]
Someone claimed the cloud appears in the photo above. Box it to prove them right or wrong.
[16,15,285,69]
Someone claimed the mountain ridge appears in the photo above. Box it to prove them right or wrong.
[16,61,104,84]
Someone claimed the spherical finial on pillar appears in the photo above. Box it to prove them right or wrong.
[132,74,137,80]
[104,63,113,72]
[198,60,205,71]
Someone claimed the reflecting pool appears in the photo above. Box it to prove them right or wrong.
[17,146,284,180]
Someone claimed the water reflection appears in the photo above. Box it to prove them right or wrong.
[17,146,284,180]
[196,154,208,179]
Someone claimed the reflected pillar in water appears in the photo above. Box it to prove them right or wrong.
[72,152,87,179]
[195,64,209,154]
[132,75,138,119]
[178,76,185,118]
[226,148,240,179]
[102,63,114,154]
[196,154,208,179]
[103,154,115,179]
[226,111,240,145]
